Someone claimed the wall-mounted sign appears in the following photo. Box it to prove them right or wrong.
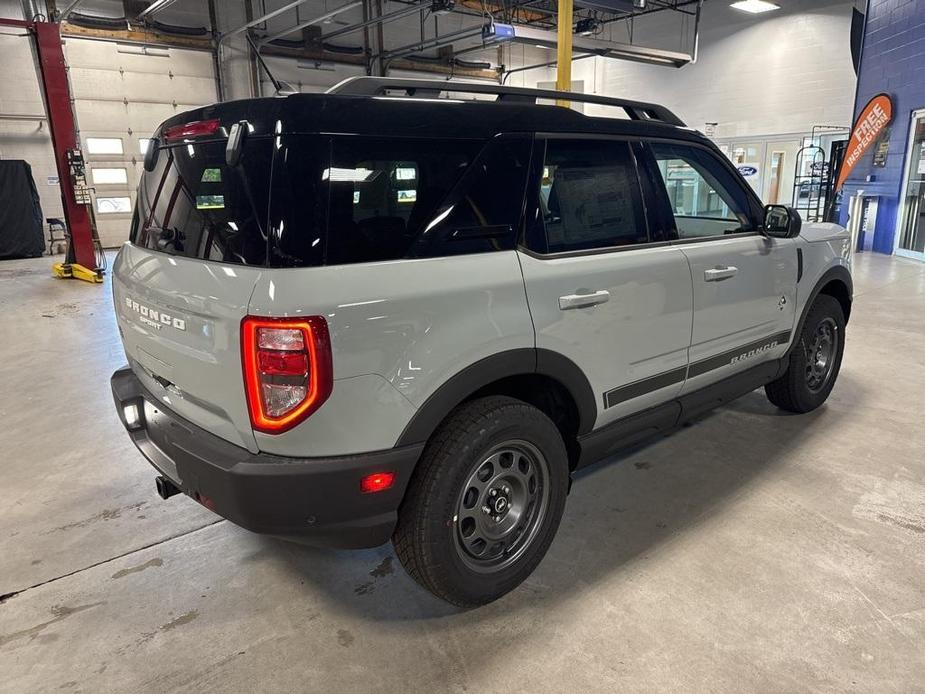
[46,175,59,185]
[810,161,830,176]
[836,93,894,191]
[737,165,759,178]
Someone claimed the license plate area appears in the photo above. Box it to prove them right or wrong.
[142,398,182,483]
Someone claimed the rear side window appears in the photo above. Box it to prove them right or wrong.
[269,135,530,267]
[407,136,532,258]
[325,136,479,264]
[535,139,648,254]
[133,138,273,265]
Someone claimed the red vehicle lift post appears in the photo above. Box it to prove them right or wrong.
[0,17,101,282]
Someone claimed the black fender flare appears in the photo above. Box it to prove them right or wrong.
[395,348,597,447]
[789,264,853,356]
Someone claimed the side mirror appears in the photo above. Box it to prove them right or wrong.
[143,137,159,172]
[225,120,249,168]
[763,204,802,239]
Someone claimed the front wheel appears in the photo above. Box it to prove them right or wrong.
[393,396,569,607]
[766,294,846,413]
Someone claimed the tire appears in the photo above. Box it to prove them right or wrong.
[766,294,845,413]
[393,396,569,607]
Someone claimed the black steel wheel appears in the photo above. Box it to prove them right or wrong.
[394,396,569,607]
[804,316,838,393]
[453,441,551,574]
[766,294,846,413]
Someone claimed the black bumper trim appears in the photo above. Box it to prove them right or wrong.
[111,366,423,548]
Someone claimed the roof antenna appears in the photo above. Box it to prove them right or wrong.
[245,33,297,96]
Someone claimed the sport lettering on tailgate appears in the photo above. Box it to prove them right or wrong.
[125,297,186,332]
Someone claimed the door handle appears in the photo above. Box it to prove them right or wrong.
[704,266,738,282]
[558,290,610,310]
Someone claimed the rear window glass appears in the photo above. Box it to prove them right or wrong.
[133,139,273,265]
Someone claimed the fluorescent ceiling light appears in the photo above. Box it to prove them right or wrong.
[730,0,780,13]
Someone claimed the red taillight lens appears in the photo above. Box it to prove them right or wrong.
[360,472,395,494]
[163,118,221,142]
[241,316,333,434]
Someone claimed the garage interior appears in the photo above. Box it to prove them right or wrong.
[1,0,924,691]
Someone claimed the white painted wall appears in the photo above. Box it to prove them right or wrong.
[510,0,857,138]
[0,26,64,247]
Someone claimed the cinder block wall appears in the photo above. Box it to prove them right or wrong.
[842,0,925,254]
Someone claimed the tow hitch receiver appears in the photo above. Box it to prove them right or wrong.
[155,476,181,500]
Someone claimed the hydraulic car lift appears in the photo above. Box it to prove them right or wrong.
[0,17,102,283]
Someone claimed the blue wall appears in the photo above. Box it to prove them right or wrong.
[841,0,925,254]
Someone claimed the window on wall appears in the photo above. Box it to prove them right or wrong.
[91,167,128,185]
[649,142,755,238]
[86,138,124,155]
[536,139,648,253]
[96,196,132,213]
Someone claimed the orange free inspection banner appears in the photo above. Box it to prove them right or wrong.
[835,93,894,191]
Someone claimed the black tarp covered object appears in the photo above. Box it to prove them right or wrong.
[0,160,46,259]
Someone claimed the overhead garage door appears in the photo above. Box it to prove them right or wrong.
[64,37,216,248]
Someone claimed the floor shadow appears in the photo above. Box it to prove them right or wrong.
[263,380,857,632]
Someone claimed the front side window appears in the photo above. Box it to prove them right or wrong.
[649,142,756,239]
[535,139,648,254]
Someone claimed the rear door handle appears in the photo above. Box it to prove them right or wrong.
[558,290,610,310]
[704,266,738,282]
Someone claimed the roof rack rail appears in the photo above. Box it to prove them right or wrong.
[325,76,685,127]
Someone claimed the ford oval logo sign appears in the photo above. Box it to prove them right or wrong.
[737,165,758,177]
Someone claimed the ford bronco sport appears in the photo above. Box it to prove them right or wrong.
[111,77,852,607]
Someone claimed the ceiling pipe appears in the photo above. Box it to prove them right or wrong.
[380,24,483,63]
[216,0,318,100]
[501,51,595,83]
[691,0,702,63]
[321,1,425,42]
[138,0,183,19]
[57,0,87,20]
[258,0,364,46]
[219,0,316,44]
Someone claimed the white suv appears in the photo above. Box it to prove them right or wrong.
[110,77,852,606]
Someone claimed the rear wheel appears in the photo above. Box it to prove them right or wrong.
[766,294,845,413]
[394,396,569,607]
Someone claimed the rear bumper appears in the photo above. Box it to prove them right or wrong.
[111,366,422,548]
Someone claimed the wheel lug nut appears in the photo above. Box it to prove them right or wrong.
[481,505,491,514]
[489,489,497,496]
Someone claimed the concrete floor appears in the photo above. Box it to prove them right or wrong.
[1,252,924,693]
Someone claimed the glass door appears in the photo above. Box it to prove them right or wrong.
[727,142,766,197]
[896,111,925,260]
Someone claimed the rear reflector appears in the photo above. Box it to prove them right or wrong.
[163,118,221,142]
[241,316,333,434]
[360,472,395,494]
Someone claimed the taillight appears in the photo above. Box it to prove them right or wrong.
[163,118,221,142]
[241,316,333,434]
